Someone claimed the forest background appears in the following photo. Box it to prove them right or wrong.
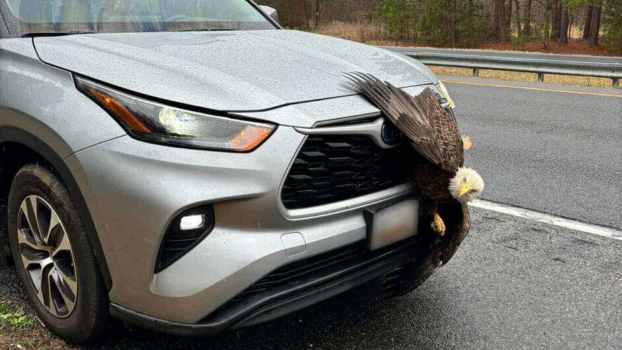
[261,0,622,55]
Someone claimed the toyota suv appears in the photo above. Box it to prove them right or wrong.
[0,0,470,344]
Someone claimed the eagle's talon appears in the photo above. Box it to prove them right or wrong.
[462,135,473,151]
[431,214,446,237]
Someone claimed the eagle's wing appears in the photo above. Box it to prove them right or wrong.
[420,88,465,172]
[345,72,462,172]
[345,72,444,168]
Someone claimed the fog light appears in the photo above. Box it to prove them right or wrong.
[180,214,206,231]
[155,205,215,273]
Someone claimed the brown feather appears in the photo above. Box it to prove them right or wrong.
[345,72,465,200]
[344,73,464,174]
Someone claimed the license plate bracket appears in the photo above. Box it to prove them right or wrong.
[365,199,420,251]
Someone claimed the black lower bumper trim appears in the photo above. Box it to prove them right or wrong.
[110,239,417,337]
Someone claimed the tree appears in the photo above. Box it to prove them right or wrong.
[559,4,570,43]
[513,0,522,41]
[505,0,513,41]
[376,0,402,38]
[602,0,622,53]
[263,0,618,53]
[523,0,534,37]
[538,0,556,48]
[583,5,593,39]
[553,0,562,40]
[313,0,322,28]
[490,0,507,42]
[588,1,602,46]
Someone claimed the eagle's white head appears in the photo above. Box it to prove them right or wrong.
[449,167,485,203]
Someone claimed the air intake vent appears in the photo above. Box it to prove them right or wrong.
[281,135,414,209]
[155,206,214,273]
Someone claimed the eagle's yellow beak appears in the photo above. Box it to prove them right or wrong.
[458,183,471,197]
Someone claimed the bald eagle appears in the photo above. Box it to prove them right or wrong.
[345,72,484,236]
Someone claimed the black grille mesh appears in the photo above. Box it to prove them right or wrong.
[281,135,414,209]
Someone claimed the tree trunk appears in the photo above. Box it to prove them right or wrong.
[315,0,321,28]
[491,0,506,42]
[288,0,308,29]
[588,5,602,47]
[543,0,553,48]
[451,0,458,47]
[583,6,593,39]
[504,0,513,41]
[552,0,562,40]
[522,0,533,37]
[513,0,522,41]
[559,6,569,44]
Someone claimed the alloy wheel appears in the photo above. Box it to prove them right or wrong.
[16,195,79,318]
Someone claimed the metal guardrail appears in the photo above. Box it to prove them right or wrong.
[386,47,622,88]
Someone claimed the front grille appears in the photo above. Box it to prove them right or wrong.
[281,135,414,209]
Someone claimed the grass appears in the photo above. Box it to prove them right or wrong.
[0,302,36,331]
[314,21,387,44]
[0,300,48,350]
[0,298,69,350]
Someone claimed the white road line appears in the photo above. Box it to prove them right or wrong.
[470,199,622,241]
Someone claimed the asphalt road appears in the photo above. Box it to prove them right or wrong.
[1,78,621,349]
[445,78,622,229]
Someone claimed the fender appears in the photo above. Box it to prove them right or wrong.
[0,126,112,290]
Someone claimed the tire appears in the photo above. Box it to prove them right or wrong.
[1,197,10,267]
[7,164,109,344]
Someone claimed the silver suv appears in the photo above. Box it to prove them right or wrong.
[0,0,469,344]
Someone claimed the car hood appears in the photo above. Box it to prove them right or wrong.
[34,30,436,113]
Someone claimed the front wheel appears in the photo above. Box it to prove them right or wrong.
[7,164,109,344]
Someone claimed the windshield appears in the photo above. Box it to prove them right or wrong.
[1,0,276,36]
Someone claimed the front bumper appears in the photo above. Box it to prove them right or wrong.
[110,202,470,336]
[66,125,417,324]
[110,237,419,336]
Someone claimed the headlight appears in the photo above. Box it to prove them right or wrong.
[436,81,456,109]
[76,77,275,152]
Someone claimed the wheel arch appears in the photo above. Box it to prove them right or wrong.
[0,127,112,290]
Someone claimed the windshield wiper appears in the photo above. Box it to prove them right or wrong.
[22,31,96,38]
